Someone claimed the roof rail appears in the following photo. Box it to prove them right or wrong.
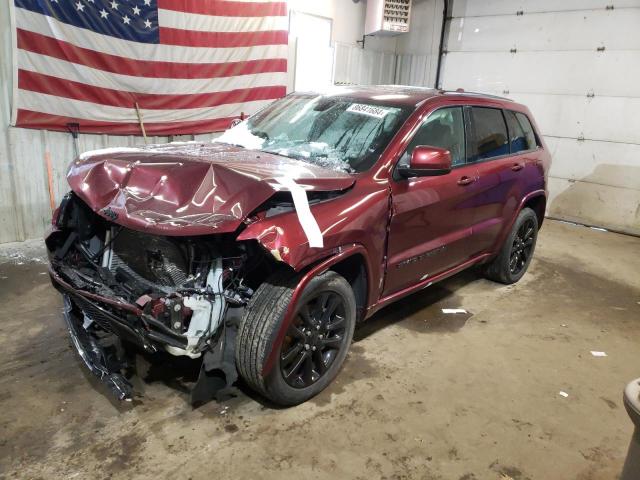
[441,89,514,102]
[375,84,437,91]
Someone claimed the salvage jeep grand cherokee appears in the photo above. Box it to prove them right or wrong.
[46,86,550,406]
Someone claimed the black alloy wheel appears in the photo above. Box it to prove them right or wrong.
[482,207,538,285]
[510,217,536,275]
[236,269,356,406]
[280,291,348,388]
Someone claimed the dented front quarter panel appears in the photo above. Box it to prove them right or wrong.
[67,143,355,236]
[237,174,391,298]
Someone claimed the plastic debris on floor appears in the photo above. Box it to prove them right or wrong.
[590,351,608,357]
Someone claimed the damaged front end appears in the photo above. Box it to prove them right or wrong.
[47,192,263,402]
[46,143,358,403]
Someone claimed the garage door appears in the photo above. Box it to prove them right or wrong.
[440,0,640,235]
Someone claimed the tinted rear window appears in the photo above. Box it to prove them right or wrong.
[505,110,530,153]
[470,107,509,160]
[515,112,538,150]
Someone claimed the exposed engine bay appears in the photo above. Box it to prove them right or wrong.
[46,192,277,402]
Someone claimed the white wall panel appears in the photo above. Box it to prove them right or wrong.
[510,93,640,145]
[451,0,640,18]
[448,9,640,52]
[547,176,640,235]
[545,137,640,191]
[442,50,639,97]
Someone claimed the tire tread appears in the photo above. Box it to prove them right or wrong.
[236,269,300,396]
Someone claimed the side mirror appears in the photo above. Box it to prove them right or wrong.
[398,145,452,178]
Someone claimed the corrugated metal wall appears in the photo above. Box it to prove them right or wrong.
[333,43,397,86]
[394,53,437,87]
[442,0,640,235]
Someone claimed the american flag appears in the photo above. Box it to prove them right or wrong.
[11,0,288,135]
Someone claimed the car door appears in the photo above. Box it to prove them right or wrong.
[469,107,530,255]
[383,106,481,296]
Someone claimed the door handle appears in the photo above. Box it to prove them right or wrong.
[511,163,524,172]
[457,176,476,186]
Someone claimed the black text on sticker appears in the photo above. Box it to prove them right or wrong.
[346,103,390,119]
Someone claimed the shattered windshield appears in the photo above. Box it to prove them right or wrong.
[214,94,412,173]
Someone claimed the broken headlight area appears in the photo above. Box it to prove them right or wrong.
[256,189,348,219]
[47,193,272,403]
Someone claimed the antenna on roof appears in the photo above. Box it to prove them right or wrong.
[456,88,465,93]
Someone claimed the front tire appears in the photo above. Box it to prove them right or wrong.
[236,270,356,406]
[483,207,539,284]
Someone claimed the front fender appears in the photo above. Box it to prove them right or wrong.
[236,182,391,274]
[236,211,337,271]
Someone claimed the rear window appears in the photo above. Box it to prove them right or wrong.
[505,111,529,153]
[470,107,509,161]
[515,112,538,150]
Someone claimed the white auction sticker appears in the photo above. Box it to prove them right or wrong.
[346,103,390,119]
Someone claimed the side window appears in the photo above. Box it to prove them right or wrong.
[515,112,538,150]
[504,110,528,154]
[470,107,509,161]
[398,107,466,168]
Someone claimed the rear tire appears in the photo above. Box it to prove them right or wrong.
[236,270,356,406]
[483,207,538,284]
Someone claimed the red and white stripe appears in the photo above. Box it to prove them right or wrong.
[13,1,289,135]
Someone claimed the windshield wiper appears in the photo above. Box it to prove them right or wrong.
[260,149,304,161]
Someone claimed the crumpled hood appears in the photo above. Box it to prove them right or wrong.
[67,143,355,236]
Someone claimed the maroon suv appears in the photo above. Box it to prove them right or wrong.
[46,86,550,406]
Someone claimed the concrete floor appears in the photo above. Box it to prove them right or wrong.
[1,220,639,480]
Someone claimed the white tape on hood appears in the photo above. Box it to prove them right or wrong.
[275,176,324,248]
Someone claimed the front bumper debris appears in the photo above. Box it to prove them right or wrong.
[55,272,241,404]
[62,295,134,401]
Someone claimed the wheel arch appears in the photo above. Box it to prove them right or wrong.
[522,193,546,228]
[487,190,546,261]
[328,252,370,323]
[511,190,546,235]
[260,244,373,376]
